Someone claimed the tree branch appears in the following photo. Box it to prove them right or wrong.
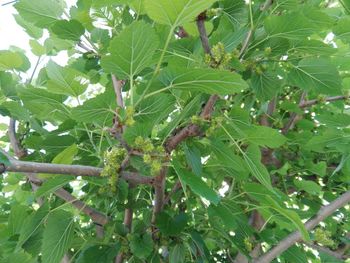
[299,95,348,108]
[111,74,124,108]
[0,152,154,185]
[8,119,27,158]
[196,12,211,55]
[282,92,307,134]
[7,119,110,227]
[253,190,350,263]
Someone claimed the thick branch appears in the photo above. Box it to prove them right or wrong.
[253,190,350,263]
[6,120,109,226]
[1,154,154,185]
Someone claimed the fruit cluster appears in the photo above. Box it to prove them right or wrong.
[134,136,166,176]
[101,147,127,192]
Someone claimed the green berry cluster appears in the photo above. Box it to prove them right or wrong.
[205,42,232,69]
[101,147,127,192]
[206,8,222,18]
[244,237,253,252]
[134,136,166,176]
[191,115,205,126]
[314,228,335,248]
[206,116,224,137]
[124,106,135,126]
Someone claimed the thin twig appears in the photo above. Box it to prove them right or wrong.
[196,12,212,55]
[282,92,307,134]
[299,95,348,108]
[253,190,350,263]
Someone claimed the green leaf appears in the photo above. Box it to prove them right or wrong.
[76,244,120,263]
[251,70,282,101]
[244,125,287,148]
[244,145,273,191]
[144,0,217,27]
[129,233,153,259]
[35,176,72,198]
[14,14,43,38]
[293,179,322,195]
[288,58,342,95]
[101,21,159,79]
[209,139,248,178]
[15,0,64,28]
[0,151,10,166]
[29,40,46,56]
[173,159,220,205]
[0,50,24,71]
[316,112,350,128]
[18,87,70,121]
[184,143,202,176]
[156,212,188,236]
[264,13,315,40]
[51,19,85,41]
[8,205,29,235]
[306,161,327,177]
[169,244,186,263]
[159,95,203,140]
[333,16,350,43]
[265,196,310,241]
[52,144,78,164]
[208,203,237,230]
[46,61,87,97]
[155,67,248,96]
[17,204,49,248]
[42,210,74,263]
[71,89,116,125]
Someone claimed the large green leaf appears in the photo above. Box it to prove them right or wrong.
[17,204,49,248]
[288,58,342,95]
[333,16,350,43]
[71,89,116,125]
[8,205,29,235]
[76,244,120,263]
[144,0,217,27]
[0,51,24,71]
[156,212,188,236]
[101,21,159,79]
[41,210,74,263]
[18,87,70,121]
[251,71,282,101]
[129,233,153,259]
[243,125,287,148]
[173,159,220,205]
[244,145,273,191]
[169,244,186,263]
[264,13,315,40]
[51,19,85,41]
[15,0,64,28]
[46,61,87,97]
[153,67,248,96]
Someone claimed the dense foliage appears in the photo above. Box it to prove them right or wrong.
[0,0,349,262]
